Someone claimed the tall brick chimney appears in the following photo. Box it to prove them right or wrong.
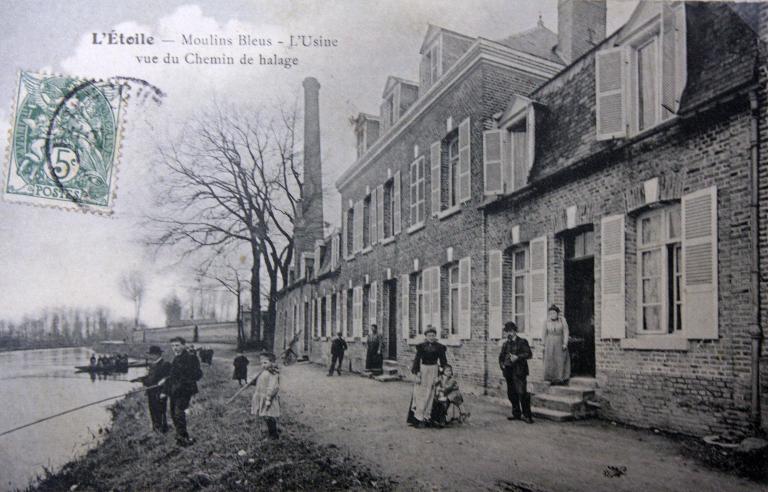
[294,77,325,272]
[557,0,606,64]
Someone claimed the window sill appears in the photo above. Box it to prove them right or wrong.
[407,222,425,235]
[406,336,466,347]
[361,246,372,255]
[437,205,461,220]
[620,336,688,351]
[344,255,354,262]
[381,236,395,246]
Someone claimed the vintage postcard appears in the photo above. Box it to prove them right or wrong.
[1,1,768,491]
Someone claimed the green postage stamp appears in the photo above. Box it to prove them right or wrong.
[4,71,126,213]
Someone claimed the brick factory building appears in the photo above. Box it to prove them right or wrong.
[275,1,768,437]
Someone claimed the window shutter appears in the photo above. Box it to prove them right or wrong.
[430,141,441,216]
[370,188,378,245]
[315,298,321,337]
[401,274,410,339]
[377,184,385,240]
[682,186,718,339]
[458,256,471,340]
[512,128,528,192]
[661,3,686,120]
[458,117,471,203]
[394,171,402,234]
[483,129,503,195]
[423,268,433,327]
[502,130,512,193]
[340,289,346,337]
[488,250,503,339]
[410,161,417,226]
[325,294,332,337]
[353,286,363,337]
[354,201,363,253]
[528,236,548,339]
[595,47,627,140]
[526,105,536,174]
[431,267,441,334]
[342,210,348,258]
[600,214,626,339]
[331,234,339,269]
[369,280,378,327]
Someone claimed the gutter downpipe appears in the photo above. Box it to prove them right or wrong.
[748,89,762,432]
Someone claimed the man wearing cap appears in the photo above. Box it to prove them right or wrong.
[132,345,172,433]
[163,336,203,446]
[498,321,534,423]
[328,331,348,376]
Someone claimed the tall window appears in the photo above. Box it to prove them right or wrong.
[331,294,337,335]
[362,284,370,336]
[511,249,527,332]
[636,37,658,132]
[637,205,682,333]
[363,195,371,249]
[383,179,394,238]
[448,264,459,335]
[447,133,460,208]
[410,157,425,226]
[320,297,327,337]
[346,288,353,337]
[346,207,354,256]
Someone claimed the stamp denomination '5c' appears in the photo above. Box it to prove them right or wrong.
[4,71,126,213]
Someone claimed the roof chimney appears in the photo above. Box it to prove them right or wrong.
[557,0,606,64]
[294,77,325,269]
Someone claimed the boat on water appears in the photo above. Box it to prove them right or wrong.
[74,361,148,373]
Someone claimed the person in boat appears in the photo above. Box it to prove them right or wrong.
[132,345,172,433]
[162,336,203,446]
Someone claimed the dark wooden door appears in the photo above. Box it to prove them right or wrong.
[387,281,398,360]
[565,257,595,376]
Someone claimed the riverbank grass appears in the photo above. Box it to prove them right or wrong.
[31,356,393,491]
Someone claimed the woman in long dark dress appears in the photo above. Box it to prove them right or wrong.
[407,326,447,428]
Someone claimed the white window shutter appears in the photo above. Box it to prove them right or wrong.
[325,294,332,336]
[600,214,626,339]
[331,234,339,269]
[488,250,503,339]
[401,274,410,339]
[377,184,385,240]
[394,171,402,234]
[528,236,548,339]
[458,117,471,203]
[502,130,512,193]
[526,105,536,174]
[354,200,363,253]
[422,267,433,327]
[353,286,363,337]
[430,141,441,216]
[661,3,686,121]
[682,186,718,339]
[409,161,417,226]
[370,188,378,245]
[370,280,378,327]
[595,47,627,140]
[432,267,441,334]
[483,130,503,195]
[458,256,471,339]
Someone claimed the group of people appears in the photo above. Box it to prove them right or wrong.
[407,304,571,428]
[133,337,203,447]
[89,353,129,370]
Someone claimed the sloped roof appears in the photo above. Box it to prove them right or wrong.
[497,21,564,64]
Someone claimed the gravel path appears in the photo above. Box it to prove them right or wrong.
[278,361,763,492]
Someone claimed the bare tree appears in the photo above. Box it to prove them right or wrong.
[195,256,249,348]
[119,270,146,329]
[147,101,302,349]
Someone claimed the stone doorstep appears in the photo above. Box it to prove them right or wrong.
[569,377,599,389]
[531,406,574,422]
[531,393,587,414]
[548,385,596,400]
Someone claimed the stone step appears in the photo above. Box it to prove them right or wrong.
[531,393,586,414]
[529,380,552,395]
[548,385,596,400]
[569,377,598,389]
[373,374,402,383]
[531,406,574,422]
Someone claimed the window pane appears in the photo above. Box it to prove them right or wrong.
[643,306,661,331]
[515,314,525,333]
[514,251,526,271]
[514,276,525,294]
[668,207,681,240]
[641,215,661,245]
[643,278,660,303]
[515,295,525,315]
[574,233,584,258]
[584,230,594,256]
[641,249,661,276]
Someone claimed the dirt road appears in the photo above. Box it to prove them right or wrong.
[278,361,762,491]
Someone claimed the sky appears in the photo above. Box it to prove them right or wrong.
[0,0,639,326]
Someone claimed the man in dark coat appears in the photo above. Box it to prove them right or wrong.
[498,321,534,423]
[328,331,348,376]
[162,336,203,446]
[132,345,172,433]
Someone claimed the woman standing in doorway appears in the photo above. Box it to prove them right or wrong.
[407,326,447,428]
[543,304,571,385]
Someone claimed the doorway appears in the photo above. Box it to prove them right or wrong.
[386,280,398,360]
[564,228,595,377]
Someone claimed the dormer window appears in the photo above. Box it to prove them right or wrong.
[385,94,395,127]
[483,99,536,196]
[595,2,686,140]
[425,43,441,87]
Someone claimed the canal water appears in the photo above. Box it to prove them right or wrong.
[0,347,144,491]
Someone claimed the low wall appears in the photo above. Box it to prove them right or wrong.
[134,322,239,345]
